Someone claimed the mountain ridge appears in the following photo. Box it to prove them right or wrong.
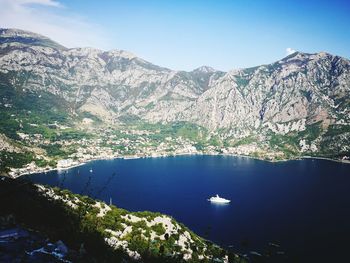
[3,28,345,72]
[0,28,349,169]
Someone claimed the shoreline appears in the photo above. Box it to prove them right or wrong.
[300,155,350,164]
[301,155,350,164]
[5,152,350,179]
[56,162,87,171]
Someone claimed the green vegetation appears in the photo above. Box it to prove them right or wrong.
[0,78,71,140]
[0,178,126,262]
[297,121,322,143]
[0,79,96,171]
[34,158,56,168]
[263,121,324,159]
[0,179,245,262]
[323,124,350,137]
[133,121,212,146]
[118,114,141,123]
[318,124,350,158]
[55,129,93,141]
[151,223,166,236]
[41,144,66,157]
[0,151,34,173]
[53,188,244,262]
[230,135,256,147]
[0,112,21,140]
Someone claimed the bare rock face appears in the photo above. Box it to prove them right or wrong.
[0,28,349,152]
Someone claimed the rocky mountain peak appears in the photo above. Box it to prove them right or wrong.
[0,28,66,50]
[192,65,217,73]
[108,49,137,60]
[0,28,45,39]
[280,51,337,64]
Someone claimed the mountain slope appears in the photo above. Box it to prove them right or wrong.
[0,28,349,164]
[1,177,245,262]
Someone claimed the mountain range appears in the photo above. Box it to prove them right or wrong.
[0,28,350,168]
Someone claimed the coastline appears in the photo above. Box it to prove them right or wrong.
[301,155,350,164]
[7,161,87,179]
[5,151,350,179]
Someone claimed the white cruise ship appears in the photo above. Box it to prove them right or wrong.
[208,194,231,203]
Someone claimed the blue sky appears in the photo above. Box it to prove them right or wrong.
[1,0,349,71]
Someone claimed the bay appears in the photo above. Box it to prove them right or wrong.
[26,155,350,262]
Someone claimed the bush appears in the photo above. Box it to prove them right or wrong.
[152,223,166,236]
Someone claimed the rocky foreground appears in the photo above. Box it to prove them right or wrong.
[0,177,246,263]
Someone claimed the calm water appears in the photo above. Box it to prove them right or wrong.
[26,155,350,262]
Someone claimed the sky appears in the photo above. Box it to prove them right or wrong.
[0,0,349,71]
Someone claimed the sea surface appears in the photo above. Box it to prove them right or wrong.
[26,155,350,262]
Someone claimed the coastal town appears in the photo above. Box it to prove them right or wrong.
[5,119,350,178]
[6,125,204,178]
[6,121,286,178]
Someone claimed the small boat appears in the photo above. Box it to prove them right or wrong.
[208,194,231,203]
[89,168,93,173]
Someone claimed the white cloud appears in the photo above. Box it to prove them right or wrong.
[18,0,62,7]
[0,0,112,50]
[286,47,296,56]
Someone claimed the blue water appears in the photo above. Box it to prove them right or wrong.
[26,155,350,262]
